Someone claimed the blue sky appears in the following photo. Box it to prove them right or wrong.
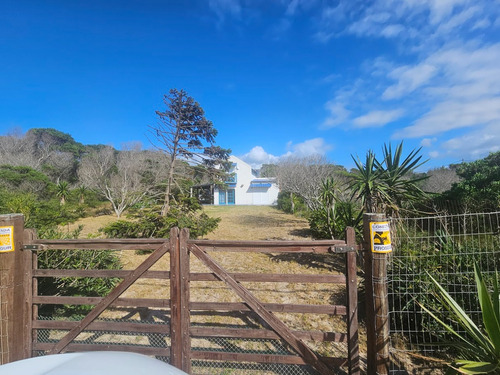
[1,0,499,170]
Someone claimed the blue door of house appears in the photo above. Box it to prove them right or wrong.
[219,190,226,205]
[227,189,235,205]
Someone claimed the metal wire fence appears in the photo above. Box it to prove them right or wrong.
[388,211,500,373]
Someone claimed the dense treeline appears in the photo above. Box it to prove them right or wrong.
[270,144,499,240]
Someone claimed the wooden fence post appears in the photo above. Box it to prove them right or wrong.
[363,213,390,375]
[170,227,182,368]
[179,228,191,374]
[345,226,360,375]
[0,214,32,364]
[169,227,191,373]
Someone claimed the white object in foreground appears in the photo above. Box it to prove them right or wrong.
[0,351,188,375]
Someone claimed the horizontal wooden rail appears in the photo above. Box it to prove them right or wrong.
[190,273,346,283]
[30,238,169,251]
[33,296,345,315]
[33,320,170,334]
[190,351,347,367]
[33,296,171,308]
[190,239,347,247]
[33,269,170,279]
[190,302,347,315]
[33,343,170,357]
[190,327,347,342]
[33,321,345,342]
[33,270,345,284]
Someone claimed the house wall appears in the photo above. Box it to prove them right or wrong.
[214,156,279,206]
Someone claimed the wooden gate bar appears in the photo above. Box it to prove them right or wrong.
[48,241,170,354]
[190,243,334,375]
[170,227,182,368]
[345,227,360,375]
[179,228,191,373]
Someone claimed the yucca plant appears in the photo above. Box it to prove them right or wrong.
[420,264,500,374]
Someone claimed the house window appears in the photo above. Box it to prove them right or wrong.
[226,174,237,183]
[219,189,235,205]
[227,189,235,204]
[219,191,226,205]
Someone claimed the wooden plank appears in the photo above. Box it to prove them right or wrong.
[34,343,170,357]
[33,296,171,308]
[190,243,335,375]
[20,229,34,360]
[193,245,335,254]
[32,297,344,315]
[190,302,346,315]
[32,247,39,358]
[33,320,170,334]
[33,269,170,279]
[169,227,182,369]
[190,239,346,248]
[48,241,169,354]
[190,327,347,342]
[190,273,345,283]
[33,238,169,251]
[345,227,360,375]
[179,228,191,373]
[190,351,347,367]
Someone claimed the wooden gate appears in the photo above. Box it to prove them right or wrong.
[6,221,359,375]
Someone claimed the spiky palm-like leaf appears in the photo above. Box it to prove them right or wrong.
[420,264,500,374]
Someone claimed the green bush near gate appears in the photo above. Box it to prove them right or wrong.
[37,226,121,318]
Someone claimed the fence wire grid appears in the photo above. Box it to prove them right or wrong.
[388,211,500,373]
[36,316,327,375]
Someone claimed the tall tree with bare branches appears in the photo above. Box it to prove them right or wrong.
[151,88,230,216]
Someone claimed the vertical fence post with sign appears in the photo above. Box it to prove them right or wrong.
[363,213,391,375]
[0,214,32,364]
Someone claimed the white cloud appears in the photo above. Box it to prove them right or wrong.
[314,0,498,44]
[383,63,437,100]
[240,138,333,168]
[240,146,280,168]
[420,137,437,147]
[440,122,500,159]
[395,97,500,138]
[321,100,350,128]
[288,138,333,156]
[353,109,404,128]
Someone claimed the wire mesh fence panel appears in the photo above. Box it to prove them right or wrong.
[35,314,172,361]
[388,211,500,373]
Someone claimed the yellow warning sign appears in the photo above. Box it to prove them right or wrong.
[0,226,14,253]
[370,221,392,253]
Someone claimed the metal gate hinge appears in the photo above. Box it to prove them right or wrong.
[329,245,356,253]
[23,245,43,250]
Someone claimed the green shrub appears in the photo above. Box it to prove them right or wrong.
[308,200,362,240]
[277,191,307,215]
[100,205,220,239]
[37,226,121,318]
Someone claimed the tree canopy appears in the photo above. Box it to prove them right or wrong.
[151,88,231,216]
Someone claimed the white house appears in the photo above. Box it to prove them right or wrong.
[213,155,279,206]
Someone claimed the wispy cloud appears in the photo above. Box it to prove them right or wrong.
[353,109,404,128]
[321,100,350,128]
[208,0,242,25]
[318,0,500,162]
